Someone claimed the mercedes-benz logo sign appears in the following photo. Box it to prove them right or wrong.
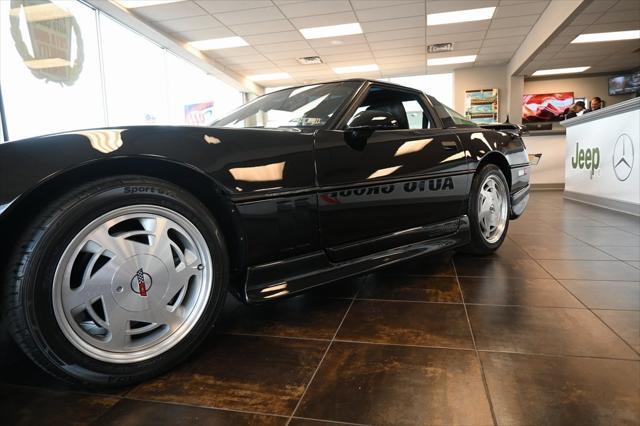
[612,133,634,181]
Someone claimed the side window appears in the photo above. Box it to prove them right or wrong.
[346,86,435,130]
[429,96,475,128]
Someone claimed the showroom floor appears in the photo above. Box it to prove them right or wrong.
[1,191,639,425]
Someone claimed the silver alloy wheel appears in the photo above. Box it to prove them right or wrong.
[477,175,508,244]
[52,205,213,364]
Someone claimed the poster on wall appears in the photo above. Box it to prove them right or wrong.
[464,89,498,124]
[184,101,214,125]
[522,92,574,123]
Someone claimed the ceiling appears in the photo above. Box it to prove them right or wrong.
[120,0,639,86]
[523,0,640,77]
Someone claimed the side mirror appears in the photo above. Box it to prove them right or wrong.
[345,110,399,150]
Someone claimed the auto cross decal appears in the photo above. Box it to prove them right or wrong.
[321,176,455,205]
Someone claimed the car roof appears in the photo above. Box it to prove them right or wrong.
[264,78,425,97]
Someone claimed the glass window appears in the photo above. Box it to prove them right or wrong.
[100,14,168,126]
[386,74,453,109]
[0,0,106,140]
[346,86,435,130]
[429,96,476,128]
[214,82,360,129]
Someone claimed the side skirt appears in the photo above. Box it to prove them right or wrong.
[243,215,470,303]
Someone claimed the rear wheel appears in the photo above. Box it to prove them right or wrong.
[4,176,228,386]
[466,164,510,254]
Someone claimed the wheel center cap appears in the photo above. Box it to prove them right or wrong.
[112,255,169,312]
[490,205,495,213]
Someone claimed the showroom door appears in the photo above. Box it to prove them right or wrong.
[315,85,469,261]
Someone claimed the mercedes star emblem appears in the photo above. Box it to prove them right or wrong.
[612,133,634,181]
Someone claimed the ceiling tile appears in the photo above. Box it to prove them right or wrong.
[360,16,425,32]
[307,34,368,48]
[376,54,425,64]
[489,14,540,29]
[322,51,376,62]
[352,0,422,10]
[427,30,487,44]
[355,2,425,22]
[494,1,548,18]
[264,49,319,60]
[154,14,221,33]
[366,27,425,42]
[206,46,262,57]
[255,40,313,53]
[482,35,525,47]
[290,11,358,28]
[372,45,425,57]
[594,10,640,24]
[581,0,617,14]
[279,0,352,18]
[314,43,371,55]
[133,1,206,21]
[427,0,498,14]
[229,19,295,35]
[570,13,604,26]
[453,39,484,50]
[369,36,425,50]
[214,6,285,25]
[485,26,530,38]
[243,31,304,45]
[195,0,272,13]
[173,26,234,41]
[427,20,490,36]
[479,45,517,54]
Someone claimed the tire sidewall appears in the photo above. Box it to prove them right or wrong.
[468,165,510,253]
[18,177,227,386]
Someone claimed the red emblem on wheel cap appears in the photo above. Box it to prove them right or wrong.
[135,268,148,297]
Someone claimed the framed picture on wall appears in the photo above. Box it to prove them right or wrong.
[464,89,499,124]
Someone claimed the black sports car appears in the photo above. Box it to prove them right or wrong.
[0,79,529,386]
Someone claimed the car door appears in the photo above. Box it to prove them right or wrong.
[314,83,469,261]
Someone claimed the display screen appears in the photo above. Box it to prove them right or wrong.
[609,71,640,95]
[522,92,574,123]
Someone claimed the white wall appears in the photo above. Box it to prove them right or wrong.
[453,65,508,122]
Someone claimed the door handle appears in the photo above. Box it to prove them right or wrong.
[440,140,458,150]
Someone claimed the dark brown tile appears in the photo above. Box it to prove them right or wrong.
[289,419,353,426]
[358,274,462,302]
[560,280,640,310]
[217,294,351,340]
[454,257,552,279]
[520,244,615,260]
[337,300,473,349]
[481,352,640,426]
[128,335,327,416]
[296,342,493,426]
[307,275,365,299]
[468,305,638,359]
[459,277,582,308]
[595,310,640,353]
[0,384,119,426]
[508,232,584,246]
[97,398,286,426]
[567,227,640,246]
[382,253,456,276]
[539,260,640,281]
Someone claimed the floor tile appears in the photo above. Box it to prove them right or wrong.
[594,310,640,353]
[468,305,638,359]
[520,244,615,260]
[127,335,327,416]
[97,398,286,425]
[289,419,354,426]
[217,294,351,340]
[337,300,473,349]
[539,260,640,281]
[0,384,119,426]
[508,232,584,246]
[459,277,582,308]
[307,276,365,299]
[296,342,493,426]
[382,253,456,276]
[561,280,640,310]
[567,227,640,246]
[597,246,640,261]
[358,274,462,302]
[454,257,552,279]
[481,352,640,426]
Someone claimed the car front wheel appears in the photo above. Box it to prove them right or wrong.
[466,164,510,254]
[4,176,228,386]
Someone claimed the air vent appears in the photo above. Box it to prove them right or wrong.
[427,42,454,53]
[297,56,323,65]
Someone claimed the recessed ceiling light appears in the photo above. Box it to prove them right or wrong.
[300,23,362,40]
[333,64,379,74]
[115,0,184,8]
[427,55,477,66]
[188,36,248,50]
[571,30,640,43]
[427,7,496,26]
[247,72,292,81]
[532,66,590,76]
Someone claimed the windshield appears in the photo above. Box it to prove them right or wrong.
[213,81,361,129]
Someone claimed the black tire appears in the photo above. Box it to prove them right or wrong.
[465,164,510,255]
[3,176,228,387]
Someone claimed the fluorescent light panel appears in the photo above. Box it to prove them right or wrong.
[427,7,495,26]
[115,0,184,8]
[188,36,248,50]
[247,72,291,81]
[427,55,476,66]
[333,64,379,74]
[571,30,640,43]
[532,66,590,76]
[300,23,362,40]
